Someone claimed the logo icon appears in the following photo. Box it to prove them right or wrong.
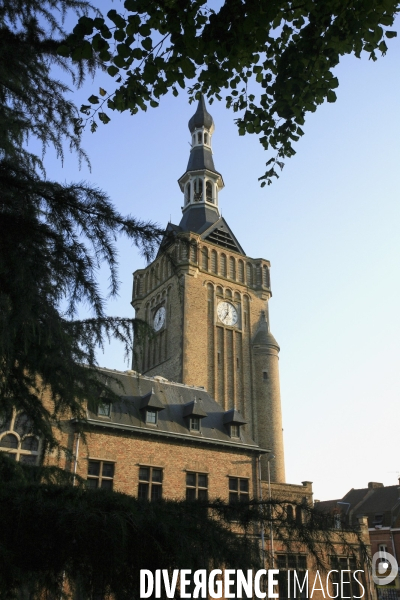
[371,551,398,585]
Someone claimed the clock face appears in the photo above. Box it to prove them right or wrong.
[217,301,238,326]
[153,307,166,332]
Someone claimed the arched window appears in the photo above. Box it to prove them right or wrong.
[192,135,195,145]
[204,132,208,145]
[246,263,253,286]
[21,436,39,451]
[201,248,208,270]
[220,254,227,277]
[211,250,218,274]
[0,433,18,449]
[190,243,197,263]
[145,272,149,294]
[150,268,155,289]
[185,182,191,205]
[197,132,202,144]
[238,260,244,283]
[0,412,40,465]
[287,505,294,521]
[206,181,213,202]
[194,178,203,202]
[229,257,236,280]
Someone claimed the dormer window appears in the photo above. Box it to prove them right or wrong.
[223,408,247,438]
[183,399,207,432]
[230,424,240,438]
[98,402,111,417]
[190,417,200,431]
[146,409,157,425]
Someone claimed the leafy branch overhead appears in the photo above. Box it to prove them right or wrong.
[62,0,399,184]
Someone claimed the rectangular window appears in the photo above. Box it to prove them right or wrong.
[190,417,200,431]
[230,424,240,438]
[186,472,208,500]
[146,410,157,424]
[276,555,308,600]
[86,460,114,490]
[329,556,362,599]
[97,402,111,417]
[228,477,249,503]
[138,466,163,500]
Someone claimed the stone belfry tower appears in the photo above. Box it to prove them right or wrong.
[131,97,285,483]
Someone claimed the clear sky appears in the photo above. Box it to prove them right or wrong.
[44,12,400,501]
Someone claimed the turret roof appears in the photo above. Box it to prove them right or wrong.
[188,95,214,132]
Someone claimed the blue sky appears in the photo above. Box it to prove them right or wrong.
[44,14,400,501]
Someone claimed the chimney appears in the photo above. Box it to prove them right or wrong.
[368,482,384,489]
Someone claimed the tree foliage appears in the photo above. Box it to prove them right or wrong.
[63,0,399,184]
[0,455,369,600]
[0,0,163,452]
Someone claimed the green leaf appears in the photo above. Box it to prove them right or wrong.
[385,30,397,38]
[88,95,100,104]
[72,41,93,61]
[99,112,111,124]
[114,29,126,42]
[141,37,153,51]
[327,90,336,103]
[99,88,107,97]
[107,66,119,77]
[56,45,70,57]
[107,9,126,29]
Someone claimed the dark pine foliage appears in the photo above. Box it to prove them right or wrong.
[0,0,163,452]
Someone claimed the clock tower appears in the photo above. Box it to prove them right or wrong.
[131,97,285,483]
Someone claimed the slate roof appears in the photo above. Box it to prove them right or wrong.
[186,145,220,175]
[84,368,266,454]
[178,205,220,234]
[316,483,400,528]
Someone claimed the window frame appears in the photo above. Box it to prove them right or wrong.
[86,459,115,490]
[97,402,111,417]
[230,424,240,438]
[228,477,249,503]
[146,409,158,425]
[0,411,40,465]
[276,554,308,600]
[186,472,208,500]
[138,466,163,501]
[189,416,201,432]
[329,556,362,600]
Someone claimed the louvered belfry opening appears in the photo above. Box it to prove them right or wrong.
[205,228,239,252]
